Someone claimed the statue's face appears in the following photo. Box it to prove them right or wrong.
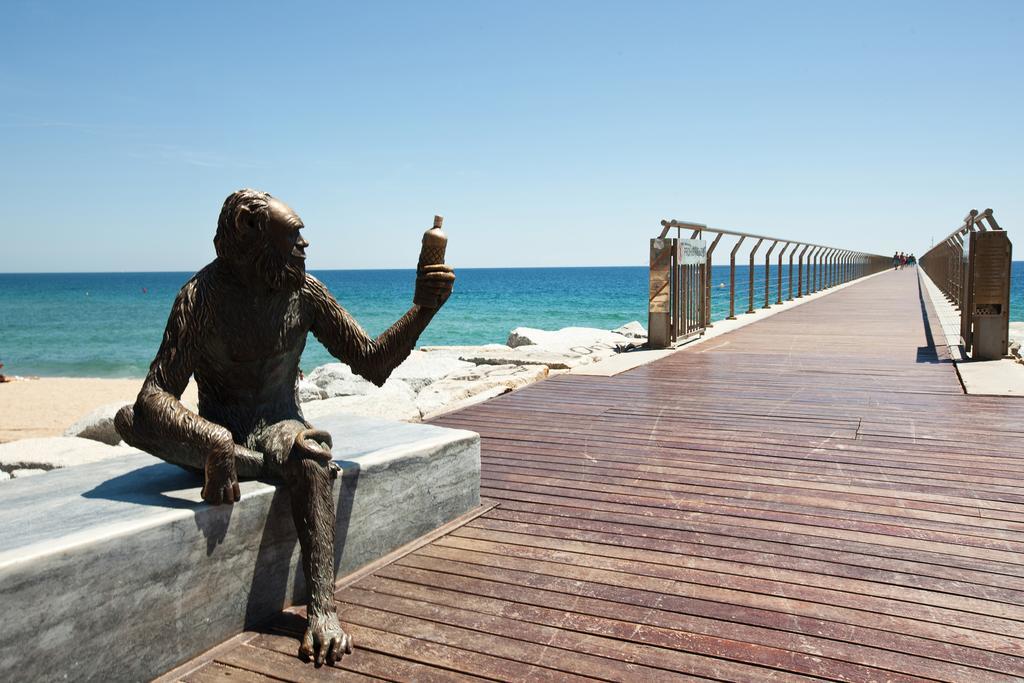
[254,198,308,291]
[267,198,309,265]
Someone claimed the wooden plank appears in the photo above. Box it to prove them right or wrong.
[414,541,1024,656]
[264,612,578,682]
[476,486,1024,578]
[214,643,379,682]
[181,661,280,683]
[479,505,1024,600]
[389,553,1024,678]
[248,631,489,683]
[368,563,1022,681]
[477,478,1024,567]
[336,586,804,682]
[432,533,1024,640]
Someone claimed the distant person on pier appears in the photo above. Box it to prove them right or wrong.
[893,251,900,270]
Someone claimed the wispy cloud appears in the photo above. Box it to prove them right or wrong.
[127,143,269,170]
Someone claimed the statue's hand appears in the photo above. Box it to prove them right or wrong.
[300,610,352,666]
[201,440,240,505]
[415,264,455,309]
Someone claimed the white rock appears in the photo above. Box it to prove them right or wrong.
[11,468,47,478]
[418,344,512,359]
[0,436,138,471]
[506,326,636,355]
[63,402,131,446]
[302,392,420,423]
[1010,322,1024,344]
[442,363,549,388]
[0,471,10,481]
[298,379,327,402]
[389,350,475,393]
[416,382,508,421]
[416,365,549,420]
[459,347,591,370]
[307,363,375,397]
[613,321,648,339]
[302,378,418,422]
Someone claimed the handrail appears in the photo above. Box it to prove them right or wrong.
[649,218,890,348]
[659,219,876,254]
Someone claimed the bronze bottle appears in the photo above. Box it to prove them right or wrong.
[414,215,448,307]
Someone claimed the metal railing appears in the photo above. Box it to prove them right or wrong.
[919,209,1012,359]
[649,219,889,348]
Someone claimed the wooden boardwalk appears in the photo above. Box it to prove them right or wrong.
[176,270,1024,682]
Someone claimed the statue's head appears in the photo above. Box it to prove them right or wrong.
[215,189,308,290]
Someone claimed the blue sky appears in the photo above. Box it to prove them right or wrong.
[1,1,1021,271]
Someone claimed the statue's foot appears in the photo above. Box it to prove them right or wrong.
[299,611,352,666]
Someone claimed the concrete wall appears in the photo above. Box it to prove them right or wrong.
[0,414,480,682]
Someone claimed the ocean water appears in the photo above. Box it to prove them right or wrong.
[2,263,1022,378]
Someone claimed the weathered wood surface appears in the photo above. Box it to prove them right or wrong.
[172,271,1024,681]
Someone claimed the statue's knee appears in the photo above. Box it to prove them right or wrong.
[114,404,137,443]
[283,430,338,485]
[295,428,333,463]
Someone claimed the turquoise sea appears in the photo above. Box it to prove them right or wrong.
[2,264,1022,378]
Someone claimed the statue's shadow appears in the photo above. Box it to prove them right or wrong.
[244,465,361,629]
[82,459,360,630]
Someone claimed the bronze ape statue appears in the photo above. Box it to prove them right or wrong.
[115,189,454,666]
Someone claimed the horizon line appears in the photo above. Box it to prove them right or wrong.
[0,264,649,276]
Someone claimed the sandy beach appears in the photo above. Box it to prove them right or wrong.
[0,377,198,443]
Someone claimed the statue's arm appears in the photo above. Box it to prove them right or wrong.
[307,276,436,386]
[133,280,238,501]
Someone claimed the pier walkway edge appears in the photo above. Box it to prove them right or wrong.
[169,268,1024,682]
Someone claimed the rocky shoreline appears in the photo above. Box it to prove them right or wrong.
[0,322,648,479]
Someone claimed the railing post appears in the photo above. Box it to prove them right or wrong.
[727,236,745,320]
[797,245,809,297]
[763,240,777,308]
[648,237,675,349]
[808,247,820,294]
[704,233,722,328]
[952,232,966,306]
[815,247,824,292]
[787,245,796,300]
[747,238,764,314]
[777,242,790,304]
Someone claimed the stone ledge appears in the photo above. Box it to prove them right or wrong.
[0,413,480,682]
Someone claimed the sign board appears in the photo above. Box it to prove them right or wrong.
[677,239,707,265]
